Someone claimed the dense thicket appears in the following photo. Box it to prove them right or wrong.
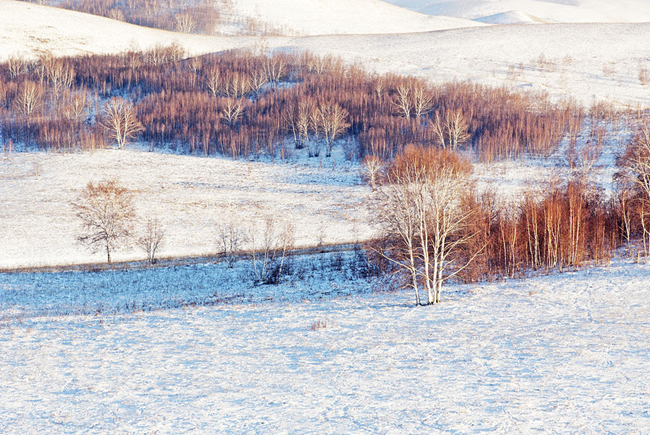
[0,47,583,162]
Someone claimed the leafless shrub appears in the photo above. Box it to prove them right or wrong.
[138,218,165,264]
[639,64,650,87]
[360,155,384,192]
[216,220,247,267]
[310,320,329,330]
[248,217,295,284]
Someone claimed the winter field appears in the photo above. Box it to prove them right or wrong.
[2,0,650,432]
[2,254,650,433]
[0,147,371,269]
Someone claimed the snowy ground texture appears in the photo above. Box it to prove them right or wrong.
[0,147,370,269]
[1,256,650,433]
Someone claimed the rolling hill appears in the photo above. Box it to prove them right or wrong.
[382,0,650,24]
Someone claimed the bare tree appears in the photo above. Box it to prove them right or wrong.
[317,103,350,157]
[445,111,471,150]
[100,97,143,149]
[6,55,30,79]
[175,12,196,33]
[62,90,90,123]
[411,84,433,119]
[14,81,43,117]
[264,55,287,84]
[372,146,481,305]
[223,72,251,98]
[621,127,650,200]
[216,220,246,267]
[220,98,245,126]
[248,216,295,284]
[618,126,650,256]
[71,179,136,264]
[248,68,268,97]
[359,155,384,192]
[138,218,165,264]
[393,84,411,119]
[431,111,471,150]
[46,60,75,94]
[206,67,221,96]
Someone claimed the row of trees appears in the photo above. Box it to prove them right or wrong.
[1,48,588,162]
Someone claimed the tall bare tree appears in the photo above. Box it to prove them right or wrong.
[431,110,471,150]
[14,81,43,117]
[373,146,481,305]
[71,179,136,264]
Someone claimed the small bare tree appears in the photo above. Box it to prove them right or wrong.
[46,60,75,94]
[175,12,196,33]
[71,179,136,264]
[622,127,650,200]
[263,55,287,84]
[216,220,247,267]
[411,84,433,119]
[393,84,411,119]
[206,67,221,96]
[63,91,90,123]
[248,216,295,284]
[360,155,384,192]
[6,55,30,79]
[100,97,143,149]
[138,218,165,264]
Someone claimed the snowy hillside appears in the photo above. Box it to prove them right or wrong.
[383,0,650,24]
[287,22,650,106]
[0,0,262,60]
[222,0,485,35]
[3,1,650,105]
[0,0,485,62]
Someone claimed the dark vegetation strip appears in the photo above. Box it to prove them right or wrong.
[0,242,362,274]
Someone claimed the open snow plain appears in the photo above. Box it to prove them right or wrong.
[1,255,650,432]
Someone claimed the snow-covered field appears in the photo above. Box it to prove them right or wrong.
[0,147,370,269]
[1,256,649,433]
[2,0,650,432]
